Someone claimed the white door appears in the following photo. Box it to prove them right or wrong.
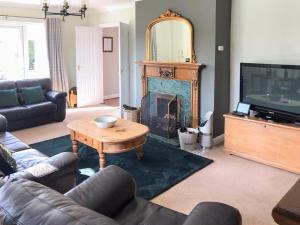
[119,22,130,114]
[76,26,103,107]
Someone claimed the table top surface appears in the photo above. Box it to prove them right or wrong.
[67,117,149,143]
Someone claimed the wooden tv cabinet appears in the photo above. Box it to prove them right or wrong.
[224,114,300,174]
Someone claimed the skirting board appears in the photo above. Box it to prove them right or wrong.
[213,134,224,146]
[104,94,119,100]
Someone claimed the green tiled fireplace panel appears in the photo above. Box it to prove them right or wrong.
[147,77,191,126]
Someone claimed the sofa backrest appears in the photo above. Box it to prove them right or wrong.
[15,78,52,93]
[0,178,119,225]
[0,80,16,91]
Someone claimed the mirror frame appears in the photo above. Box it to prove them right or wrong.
[146,9,197,63]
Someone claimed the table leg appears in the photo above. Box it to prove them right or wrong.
[71,139,79,156]
[136,146,144,160]
[99,152,106,170]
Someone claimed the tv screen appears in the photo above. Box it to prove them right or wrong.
[240,63,300,119]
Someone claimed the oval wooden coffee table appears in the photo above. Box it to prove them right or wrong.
[67,118,149,170]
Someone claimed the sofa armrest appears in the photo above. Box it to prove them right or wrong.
[0,114,7,132]
[65,165,136,218]
[1,152,79,192]
[46,91,67,122]
[182,202,242,225]
[46,90,67,102]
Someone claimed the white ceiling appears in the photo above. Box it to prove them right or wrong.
[0,0,135,13]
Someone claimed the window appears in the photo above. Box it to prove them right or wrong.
[0,21,49,80]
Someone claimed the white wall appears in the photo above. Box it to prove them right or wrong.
[103,27,119,99]
[87,7,136,105]
[0,6,87,88]
[231,0,300,110]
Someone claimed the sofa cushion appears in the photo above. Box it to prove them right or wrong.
[21,86,46,104]
[16,78,52,104]
[13,149,48,171]
[0,106,31,121]
[114,197,187,225]
[0,144,17,173]
[25,101,57,117]
[0,80,16,91]
[0,89,20,108]
[0,132,30,152]
[0,179,119,225]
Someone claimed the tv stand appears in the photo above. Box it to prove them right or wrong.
[224,114,300,174]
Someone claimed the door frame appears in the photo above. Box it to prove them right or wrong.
[98,22,130,114]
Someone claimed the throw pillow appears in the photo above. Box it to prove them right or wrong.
[0,144,17,175]
[21,86,46,104]
[0,89,20,108]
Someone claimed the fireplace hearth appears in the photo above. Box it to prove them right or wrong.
[141,92,180,138]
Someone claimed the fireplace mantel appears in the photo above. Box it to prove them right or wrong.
[136,61,204,128]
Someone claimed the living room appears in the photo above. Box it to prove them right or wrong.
[0,0,299,225]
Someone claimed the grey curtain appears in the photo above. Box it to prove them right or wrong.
[46,18,69,93]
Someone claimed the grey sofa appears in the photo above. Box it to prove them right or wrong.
[0,78,67,131]
[0,115,79,193]
[0,165,242,225]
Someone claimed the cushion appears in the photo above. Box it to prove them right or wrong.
[0,144,17,175]
[25,101,57,117]
[0,89,20,108]
[21,86,46,104]
[0,106,31,121]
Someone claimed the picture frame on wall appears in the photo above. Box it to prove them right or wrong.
[103,37,113,52]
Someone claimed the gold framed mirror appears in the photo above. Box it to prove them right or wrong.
[146,9,196,63]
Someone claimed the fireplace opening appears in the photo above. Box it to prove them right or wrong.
[141,92,180,138]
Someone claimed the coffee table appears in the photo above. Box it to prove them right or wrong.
[67,118,149,169]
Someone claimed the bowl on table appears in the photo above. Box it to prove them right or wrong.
[94,116,117,128]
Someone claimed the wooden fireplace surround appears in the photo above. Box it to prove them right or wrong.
[136,61,204,128]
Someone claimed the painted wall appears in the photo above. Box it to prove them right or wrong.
[0,6,86,88]
[231,0,300,110]
[135,0,217,118]
[87,7,136,105]
[103,27,119,99]
[214,0,232,136]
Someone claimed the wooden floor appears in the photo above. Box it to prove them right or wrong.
[104,98,119,107]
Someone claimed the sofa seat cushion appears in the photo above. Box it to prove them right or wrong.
[13,149,48,171]
[0,179,119,225]
[25,101,57,117]
[0,106,31,121]
[114,197,186,225]
[0,132,29,152]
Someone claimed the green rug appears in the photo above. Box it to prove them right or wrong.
[31,136,213,199]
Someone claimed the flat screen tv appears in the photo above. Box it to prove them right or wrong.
[240,63,300,123]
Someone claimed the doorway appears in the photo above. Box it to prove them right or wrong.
[102,27,120,107]
[76,22,129,114]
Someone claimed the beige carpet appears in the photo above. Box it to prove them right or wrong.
[12,105,299,225]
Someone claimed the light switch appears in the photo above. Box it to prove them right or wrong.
[217,46,224,51]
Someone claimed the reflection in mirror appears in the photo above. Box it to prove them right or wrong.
[149,20,191,62]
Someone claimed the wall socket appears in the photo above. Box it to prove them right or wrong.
[217,45,224,51]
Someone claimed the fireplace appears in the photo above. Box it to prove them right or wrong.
[141,92,180,138]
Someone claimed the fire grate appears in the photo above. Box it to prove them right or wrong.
[141,92,180,138]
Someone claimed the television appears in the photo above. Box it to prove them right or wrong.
[240,63,300,123]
